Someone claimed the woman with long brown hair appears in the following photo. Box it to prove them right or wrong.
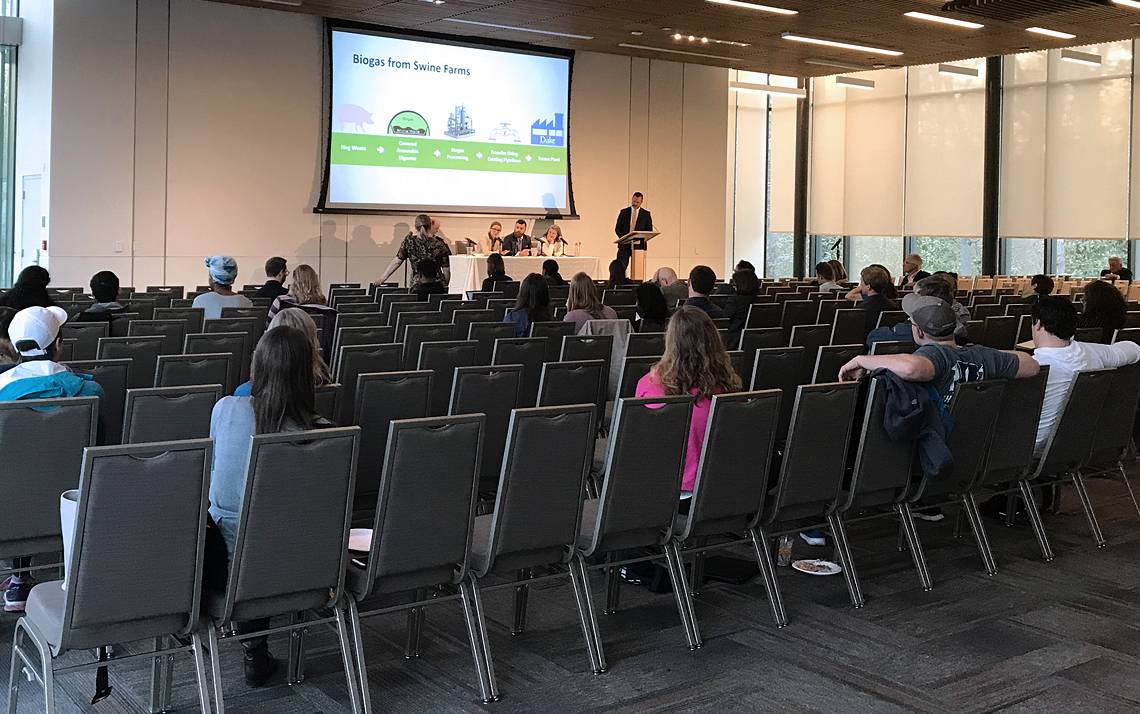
[267,263,330,322]
[505,273,552,337]
[563,271,616,333]
[234,307,332,395]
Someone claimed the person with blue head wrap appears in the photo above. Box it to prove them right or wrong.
[192,255,253,319]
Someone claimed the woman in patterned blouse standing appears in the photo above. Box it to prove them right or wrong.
[373,213,452,289]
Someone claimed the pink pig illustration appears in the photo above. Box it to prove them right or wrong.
[336,104,374,132]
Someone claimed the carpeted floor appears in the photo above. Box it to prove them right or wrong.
[5,474,1140,713]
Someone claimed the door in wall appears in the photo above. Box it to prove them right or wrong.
[18,174,42,272]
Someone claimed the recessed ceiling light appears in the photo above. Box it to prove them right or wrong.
[673,32,683,40]
[730,80,806,98]
[1112,0,1140,9]
[706,0,798,15]
[442,18,594,40]
[803,57,865,70]
[618,43,743,61]
[903,11,983,29]
[1060,48,1102,66]
[630,31,644,36]
[782,33,903,57]
[938,63,980,77]
[836,75,876,91]
[662,27,672,31]
[1026,26,1076,39]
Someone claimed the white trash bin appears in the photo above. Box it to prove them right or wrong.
[59,489,79,592]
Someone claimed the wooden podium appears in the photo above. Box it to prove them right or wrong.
[616,231,659,280]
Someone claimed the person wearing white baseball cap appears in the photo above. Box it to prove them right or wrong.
[0,305,104,612]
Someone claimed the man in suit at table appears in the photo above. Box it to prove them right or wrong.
[614,191,653,269]
[500,219,533,256]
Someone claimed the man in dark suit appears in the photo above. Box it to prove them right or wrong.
[614,192,653,269]
[898,253,931,288]
[500,219,533,256]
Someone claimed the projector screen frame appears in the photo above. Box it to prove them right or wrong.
[315,19,579,219]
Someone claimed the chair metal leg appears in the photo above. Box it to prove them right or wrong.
[346,598,373,714]
[458,581,495,704]
[190,633,213,714]
[1018,480,1055,562]
[466,577,500,702]
[1071,472,1108,548]
[897,503,933,591]
[689,538,707,596]
[962,493,998,576]
[1004,493,1018,527]
[604,554,621,615]
[951,508,964,539]
[663,543,700,650]
[569,554,607,673]
[511,568,531,636]
[333,604,365,714]
[827,514,864,609]
[148,637,166,714]
[404,588,427,659]
[748,527,788,628]
[8,620,23,714]
[206,625,226,714]
[1112,462,1140,523]
[287,611,306,684]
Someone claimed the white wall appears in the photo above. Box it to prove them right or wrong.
[14,0,53,272]
[21,0,733,290]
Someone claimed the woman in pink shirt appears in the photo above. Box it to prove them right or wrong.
[635,306,742,494]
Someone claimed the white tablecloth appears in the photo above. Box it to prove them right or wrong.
[449,255,600,294]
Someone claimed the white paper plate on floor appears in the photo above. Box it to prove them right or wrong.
[349,528,372,553]
[791,559,842,576]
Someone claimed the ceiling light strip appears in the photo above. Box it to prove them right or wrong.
[902,11,983,29]
[730,81,806,97]
[1113,0,1140,9]
[706,0,798,15]
[803,57,866,71]
[1060,48,1102,66]
[618,42,743,61]
[442,18,594,40]
[938,63,980,77]
[781,33,903,57]
[1026,26,1076,39]
[836,75,876,90]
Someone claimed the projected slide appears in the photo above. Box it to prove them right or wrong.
[325,28,573,214]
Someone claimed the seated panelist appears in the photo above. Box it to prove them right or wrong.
[500,219,533,257]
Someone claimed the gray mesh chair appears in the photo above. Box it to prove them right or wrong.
[981,316,1018,349]
[561,334,613,363]
[352,371,432,524]
[529,321,576,363]
[378,292,420,316]
[876,310,908,329]
[576,395,694,664]
[96,335,165,390]
[750,346,805,440]
[816,299,849,327]
[439,300,483,320]
[394,309,446,342]
[615,355,658,400]
[121,299,156,320]
[537,360,605,409]
[204,317,258,383]
[468,322,517,364]
[973,303,1003,321]
[145,285,185,300]
[122,385,222,444]
[61,359,130,445]
[184,331,245,394]
[780,300,817,340]
[746,302,781,329]
[1114,327,1140,345]
[153,306,204,335]
[870,340,917,355]
[1083,363,1140,522]
[486,299,515,319]
[419,340,479,416]
[338,302,381,315]
[335,343,403,425]
[812,344,864,384]
[789,324,832,384]
[332,326,395,373]
[203,428,363,713]
[831,309,865,346]
[57,339,77,362]
[8,439,213,714]
[345,415,492,708]
[404,323,455,370]
[626,332,666,357]
[60,322,108,361]
[450,365,523,496]
[739,328,785,360]
[315,383,340,422]
[108,312,139,338]
[492,337,547,408]
[336,312,385,331]
[671,391,782,634]
[466,405,598,672]
[452,309,497,341]
[154,353,231,389]
[387,302,432,328]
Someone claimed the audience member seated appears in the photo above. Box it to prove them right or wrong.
[235,308,331,396]
[208,325,332,686]
[255,256,289,299]
[1025,274,1054,303]
[193,255,253,320]
[899,253,931,288]
[828,259,848,283]
[652,267,689,307]
[815,261,844,292]
[267,264,332,322]
[735,260,756,274]
[1078,280,1127,344]
[0,305,104,612]
[0,306,17,365]
[685,265,725,319]
[0,266,54,311]
[848,265,898,337]
[563,271,616,333]
[1031,295,1140,454]
[606,259,632,291]
[542,259,565,286]
[726,269,761,348]
[635,282,671,333]
[76,270,126,323]
[481,253,513,293]
[505,273,551,337]
[866,275,967,348]
[1101,256,1133,282]
[412,258,447,302]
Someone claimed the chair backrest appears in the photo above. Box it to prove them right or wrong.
[626,332,666,357]
[379,292,420,315]
[154,353,231,389]
[1074,326,1105,343]
[352,371,432,515]
[395,309,446,342]
[388,302,433,328]
[334,311,384,331]
[122,299,156,320]
[450,364,522,494]
[1114,327,1140,345]
[332,326,395,373]
[749,346,805,438]
[59,439,211,652]
[813,344,864,384]
[419,339,479,416]
[869,340,916,355]
[914,379,1006,499]
[1035,369,1115,478]
[602,289,636,306]
[981,316,1018,350]
[682,390,782,540]
[61,358,130,445]
[581,396,693,556]
[0,397,99,550]
[739,328,785,360]
[1088,362,1140,465]
[204,317,257,382]
[60,322,109,361]
[746,302,781,329]
[529,321,577,362]
[973,303,1003,321]
[453,309,498,341]
[96,335,165,389]
[479,405,597,574]
[764,383,860,525]
[221,427,360,623]
[145,285,185,299]
[356,415,483,597]
[439,299,482,320]
[781,300,817,337]
[560,333,613,363]
[184,332,245,393]
[491,336,548,407]
[816,299,849,327]
[314,383,340,422]
[537,359,605,409]
[468,321,517,364]
[220,307,269,329]
[122,385,221,444]
[337,302,381,315]
[1005,303,1033,318]
[789,323,832,383]
[335,343,403,424]
[830,309,865,346]
[840,376,916,512]
[109,312,140,337]
[153,306,205,335]
[978,368,1048,486]
[616,355,658,400]
[876,310,908,330]
[404,323,456,369]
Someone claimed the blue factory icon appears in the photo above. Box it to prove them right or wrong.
[530,113,565,147]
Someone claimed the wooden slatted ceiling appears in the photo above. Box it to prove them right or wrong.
[209,0,1140,76]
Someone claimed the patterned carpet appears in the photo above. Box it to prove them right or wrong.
[5,473,1140,713]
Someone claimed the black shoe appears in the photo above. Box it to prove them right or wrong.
[243,647,278,688]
